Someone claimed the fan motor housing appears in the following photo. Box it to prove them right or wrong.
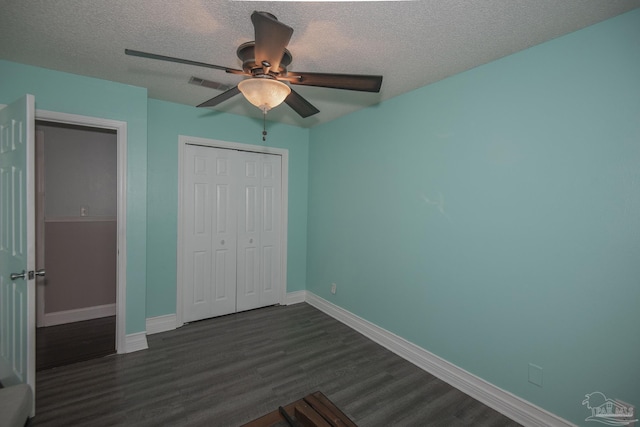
[237,42,292,77]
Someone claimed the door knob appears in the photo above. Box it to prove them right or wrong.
[10,270,26,280]
[35,269,46,277]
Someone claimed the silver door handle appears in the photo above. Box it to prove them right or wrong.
[35,269,46,277]
[10,270,26,280]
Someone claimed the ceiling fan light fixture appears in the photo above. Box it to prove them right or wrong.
[238,78,291,113]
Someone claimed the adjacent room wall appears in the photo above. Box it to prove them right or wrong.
[306,9,640,426]
[145,99,309,318]
[40,123,117,218]
[0,60,148,335]
[44,221,116,314]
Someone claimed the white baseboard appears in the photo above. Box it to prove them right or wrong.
[146,314,178,335]
[305,292,575,427]
[285,290,307,305]
[124,332,148,353]
[43,303,116,327]
[143,292,305,336]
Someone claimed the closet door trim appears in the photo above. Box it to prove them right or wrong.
[176,135,289,327]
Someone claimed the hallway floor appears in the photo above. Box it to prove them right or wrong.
[36,316,116,371]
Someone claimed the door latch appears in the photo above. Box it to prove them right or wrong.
[28,269,46,280]
[9,269,45,280]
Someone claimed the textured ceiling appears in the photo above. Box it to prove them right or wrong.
[1,0,639,127]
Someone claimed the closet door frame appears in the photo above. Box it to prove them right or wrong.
[176,135,289,327]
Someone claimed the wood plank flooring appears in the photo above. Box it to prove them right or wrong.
[36,316,116,371]
[33,304,521,427]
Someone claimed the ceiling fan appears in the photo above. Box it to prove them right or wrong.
[125,11,383,119]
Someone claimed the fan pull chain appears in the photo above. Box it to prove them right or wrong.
[262,111,267,141]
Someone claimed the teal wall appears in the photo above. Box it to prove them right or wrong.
[0,60,148,334]
[146,99,309,318]
[306,9,640,425]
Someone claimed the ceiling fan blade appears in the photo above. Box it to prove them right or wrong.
[197,86,241,108]
[284,89,320,118]
[287,72,383,93]
[251,11,293,73]
[189,76,232,92]
[125,49,245,75]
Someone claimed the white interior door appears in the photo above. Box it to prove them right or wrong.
[236,151,281,312]
[236,151,260,311]
[259,153,282,308]
[0,95,36,402]
[183,144,237,322]
[182,145,282,322]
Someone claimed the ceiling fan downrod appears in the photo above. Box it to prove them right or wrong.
[262,112,268,142]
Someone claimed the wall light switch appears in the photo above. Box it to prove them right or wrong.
[330,283,337,295]
[528,363,543,387]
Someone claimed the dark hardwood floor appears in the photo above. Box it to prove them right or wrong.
[33,304,521,427]
[36,316,116,371]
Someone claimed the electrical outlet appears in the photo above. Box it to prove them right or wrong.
[528,363,543,387]
[330,283,337,295]
[80,205,89,217]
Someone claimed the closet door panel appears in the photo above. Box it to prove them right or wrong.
[183,145,236,322]
[183,147,213,322]
[209,149,237,316]
[260,154,282,306]
[236,152,261,312]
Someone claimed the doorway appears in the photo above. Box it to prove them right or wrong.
[35,120,117,370]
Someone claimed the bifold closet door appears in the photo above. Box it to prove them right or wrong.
[236,151,282,312]
[183,145,237,322]
[183,144,282,322]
